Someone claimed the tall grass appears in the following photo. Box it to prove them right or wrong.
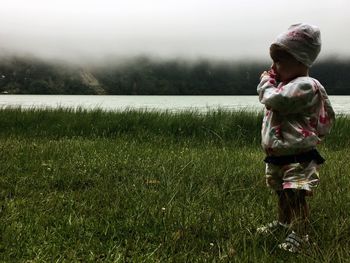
[1,107,349,146]
[0,108,349,262]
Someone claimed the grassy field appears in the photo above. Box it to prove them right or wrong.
[0,108,349,262]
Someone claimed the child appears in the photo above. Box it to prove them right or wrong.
[256,23,335,253]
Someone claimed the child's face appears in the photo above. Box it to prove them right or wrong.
[269,45,306,82]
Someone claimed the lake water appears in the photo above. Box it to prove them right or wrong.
[0,95,349,114]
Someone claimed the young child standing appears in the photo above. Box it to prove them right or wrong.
[256,23,335,253]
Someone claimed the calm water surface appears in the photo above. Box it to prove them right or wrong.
[0,95,349,114]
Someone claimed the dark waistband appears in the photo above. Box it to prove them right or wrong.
[264,149,325,165]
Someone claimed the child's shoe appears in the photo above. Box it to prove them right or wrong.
[278,231,309,253]
[256,220,289,234]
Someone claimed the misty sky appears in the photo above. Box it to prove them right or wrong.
[0,0,349,63]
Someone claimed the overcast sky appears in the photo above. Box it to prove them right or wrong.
[0,0,349,63]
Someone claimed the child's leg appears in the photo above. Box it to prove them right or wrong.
[277,189,309,235]
[276,190,291,225]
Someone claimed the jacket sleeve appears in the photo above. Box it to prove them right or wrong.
[257,77,316,114]
[316,84,335,137]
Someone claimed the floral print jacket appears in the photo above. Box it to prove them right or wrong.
[257,75,335,156]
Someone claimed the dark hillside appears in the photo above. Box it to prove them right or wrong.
[0,56,349,95]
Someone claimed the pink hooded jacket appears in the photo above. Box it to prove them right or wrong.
[257,74,335,156]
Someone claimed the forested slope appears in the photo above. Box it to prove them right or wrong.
[0,56,348,95]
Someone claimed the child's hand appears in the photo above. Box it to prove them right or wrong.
[267,68,276,78]
[260,71,270,80]
[260,68,276,80]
